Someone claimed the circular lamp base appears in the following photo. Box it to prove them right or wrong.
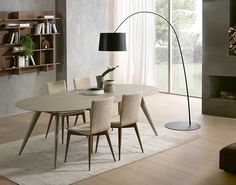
[165,121,201,131]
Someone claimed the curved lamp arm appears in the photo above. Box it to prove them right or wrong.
[99,10,201,130]
[116,11,191,126]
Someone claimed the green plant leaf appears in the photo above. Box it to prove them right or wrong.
[19,35,35,56]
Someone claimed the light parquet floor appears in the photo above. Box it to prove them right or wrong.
[0,93,236,185]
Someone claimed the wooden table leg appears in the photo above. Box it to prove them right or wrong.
[141,98,158,136]
[18,111,41,155]
[54,113,60,169]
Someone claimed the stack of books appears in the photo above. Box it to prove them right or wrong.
[9,32,19,44]
[34,23,57,34]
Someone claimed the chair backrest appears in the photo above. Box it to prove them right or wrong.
[73,77,91,90]
[46,80,66,94]
[120,92,142,126]
[90,96,114,134]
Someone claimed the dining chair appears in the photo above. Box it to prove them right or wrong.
[96,92,143,160]
[73,76,91,90]
[45,80,86,144]
[64,96,116,170]
[73,76,91,125]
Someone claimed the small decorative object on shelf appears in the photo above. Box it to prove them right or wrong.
[41,38,50,49]
[96,65,119,89]
[229,26,236,55]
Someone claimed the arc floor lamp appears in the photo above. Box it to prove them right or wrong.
[99,11,201,131]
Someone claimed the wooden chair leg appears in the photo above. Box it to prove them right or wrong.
[118,127,122,160]
[134,123,144,153]
[61,116,65,144]
[105,131,116,161]
[82,112,86,123]
[74,115,79,126]
[88,135,92,171]
[66,116,69,128]
[45,114,54,138]
[95,135,100,153]
[64,131,71,163]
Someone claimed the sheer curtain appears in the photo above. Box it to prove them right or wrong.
[109,0,156,86]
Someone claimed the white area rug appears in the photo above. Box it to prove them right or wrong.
[0,121,200,185]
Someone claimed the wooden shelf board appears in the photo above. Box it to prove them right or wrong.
[3,19,19,21]
[0,63,59,71]
[33,33,60,36]
[41,48,54,51]
[4,26,33,29]
[3,18,60,21]
[33,18,60,20]
[0,43,20,47]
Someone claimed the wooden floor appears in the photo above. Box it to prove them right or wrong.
[1,93,236,185]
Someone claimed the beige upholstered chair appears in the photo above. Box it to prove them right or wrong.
[64,97,116,170]
[73,77,91,90]
[45,80,86,144]
[73,76,91,125]
[98,92,143,160]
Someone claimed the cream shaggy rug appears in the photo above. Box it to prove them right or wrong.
[0,121,200,185]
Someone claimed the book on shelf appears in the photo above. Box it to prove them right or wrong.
[41,23,45,34]
[14,32,19,44]
[46,22,50,34]
[52,23,58,33]
[43,15,55,19]
[30,55,36,66]
[6,23,18,27]
[34,23,42,34]
[9,32,15,44]
[19,23,30,27]
[17,56,25,67]
[49,24,52,34]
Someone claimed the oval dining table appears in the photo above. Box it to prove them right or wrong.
[16,84,158,168]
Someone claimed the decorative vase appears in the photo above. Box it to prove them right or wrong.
[104,80,114,93]
[96,75,104,89]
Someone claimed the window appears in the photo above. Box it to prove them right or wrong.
[155,0,202,97]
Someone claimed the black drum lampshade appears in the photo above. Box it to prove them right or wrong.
[99,33,126,51]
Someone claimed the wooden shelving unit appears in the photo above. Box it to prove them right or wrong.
[0,11,60,75]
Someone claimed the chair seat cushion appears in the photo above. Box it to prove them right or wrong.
[68,123,90,135]
[220,142,236,173]
[111,121,121,128]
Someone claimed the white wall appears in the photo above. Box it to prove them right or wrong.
[0,0,109,117]
[57,0,109,90]
[0,0,56,117]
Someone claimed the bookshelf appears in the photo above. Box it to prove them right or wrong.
[0,11,60,75]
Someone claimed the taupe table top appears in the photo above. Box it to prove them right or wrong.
[16,84,158,113]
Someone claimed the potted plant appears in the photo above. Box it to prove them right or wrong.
[96,65,119,89]
[19,35,35,66]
